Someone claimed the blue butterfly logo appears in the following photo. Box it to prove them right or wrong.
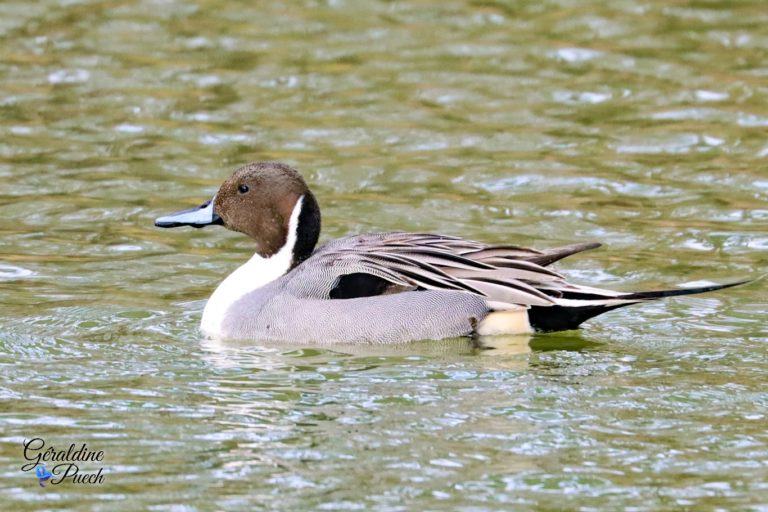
[35,465,53,487]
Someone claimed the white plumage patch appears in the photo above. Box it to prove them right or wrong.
[477,307,532,336]
[200,196,304,337]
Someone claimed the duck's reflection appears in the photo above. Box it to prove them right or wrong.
[200,333,538,371]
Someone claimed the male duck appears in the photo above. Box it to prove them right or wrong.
[156,162,744,344]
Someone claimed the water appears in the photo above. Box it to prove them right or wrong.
[1,0,766,510]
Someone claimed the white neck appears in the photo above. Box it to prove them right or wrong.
[200,196,304,337]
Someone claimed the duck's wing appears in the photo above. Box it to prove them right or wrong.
[288,232,748,331]
[288,233,599,308]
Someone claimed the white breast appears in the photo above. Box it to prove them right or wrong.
[200,196,304,337]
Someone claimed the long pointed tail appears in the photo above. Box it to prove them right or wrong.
[528,280,750,332]
[611,280,749,301]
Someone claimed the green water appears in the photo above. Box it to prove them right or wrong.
[1,0,766,510]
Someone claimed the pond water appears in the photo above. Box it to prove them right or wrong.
[1,0,766,510]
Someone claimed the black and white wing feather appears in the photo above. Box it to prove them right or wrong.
[282,232,746,331]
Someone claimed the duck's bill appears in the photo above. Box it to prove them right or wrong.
[155,197,223,228]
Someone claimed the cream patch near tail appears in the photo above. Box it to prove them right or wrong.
[476,308,533,336]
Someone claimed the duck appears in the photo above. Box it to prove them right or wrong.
[155,161,746,344]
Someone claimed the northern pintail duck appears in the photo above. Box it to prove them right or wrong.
[156,162,745,344]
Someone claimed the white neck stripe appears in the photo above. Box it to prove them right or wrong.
[284,194,304,264]
[200,195,304,336]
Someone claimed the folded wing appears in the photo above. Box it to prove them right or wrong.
[284,232,746,331]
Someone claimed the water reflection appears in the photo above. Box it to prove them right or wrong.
[201,333,534,366]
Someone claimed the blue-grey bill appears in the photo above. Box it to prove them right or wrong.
[155,196,222,228]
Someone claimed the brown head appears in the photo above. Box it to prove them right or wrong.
[155,162,321,266]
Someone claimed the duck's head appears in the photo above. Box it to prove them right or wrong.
[155,162,321,266]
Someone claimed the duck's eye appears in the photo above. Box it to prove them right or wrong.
[238,184,249,194]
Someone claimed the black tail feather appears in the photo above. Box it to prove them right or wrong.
[529,280,750,332]
[615,280,750,301]
[529,304,626,332]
